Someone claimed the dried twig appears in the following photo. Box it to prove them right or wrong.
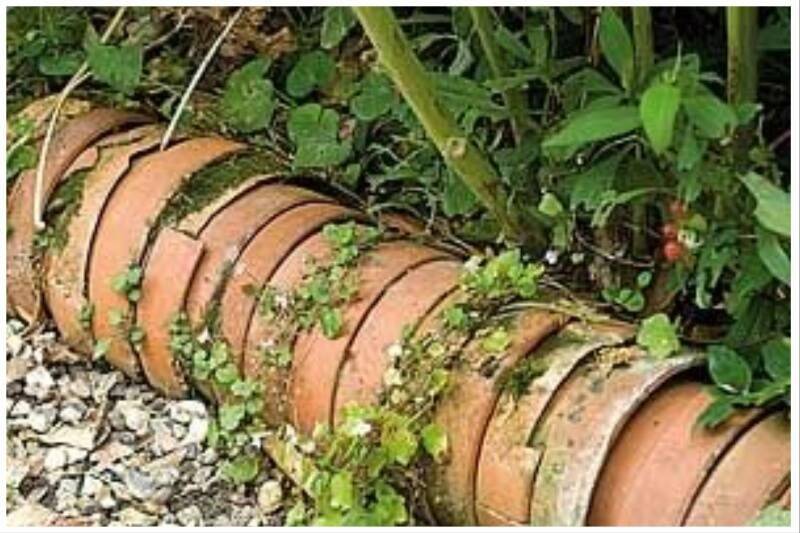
[32,7,128,230]
[160,7,244,151]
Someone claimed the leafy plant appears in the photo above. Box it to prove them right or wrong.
[220,58,275,133]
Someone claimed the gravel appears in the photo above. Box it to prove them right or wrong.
[5,319,295,526]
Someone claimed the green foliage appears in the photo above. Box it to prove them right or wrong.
[85,28,142,94]
[321,7,358,50]
[254,222,380,371]
[639,82,681,154]
[168,312,266,484]
[699,339,789,428]
[739,171,790,237]
[350,72,394,122]
[288,104,352,168]
[220,58,275,133]
[286,51,336,99]
[543,106,642,155]
[602,271,652,313]
[749,504,791,527]
[636,313,680,359]
[111,264,143,303]
[599,8,635,90]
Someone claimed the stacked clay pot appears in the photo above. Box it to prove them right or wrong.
[6,104,791,526]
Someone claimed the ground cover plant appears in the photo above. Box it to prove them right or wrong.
[6,6,792,527]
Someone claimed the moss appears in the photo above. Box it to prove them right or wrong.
[155,150,283,229]
[496,355,550,400]
[33,167,90,253]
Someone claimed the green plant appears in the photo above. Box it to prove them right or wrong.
[255,221,380,369]
[111,264,143,302]
[288,247,546,525]
[168,312,267,484]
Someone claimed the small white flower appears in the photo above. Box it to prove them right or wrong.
[544,249,560,265]
[383,367,403,387]
[347,420,372,437]
[197,328,211,344]
[275,293,290,309]
[464,255,483,273]
[386,342,403,359]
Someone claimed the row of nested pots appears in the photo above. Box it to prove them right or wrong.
[6,104,790,526]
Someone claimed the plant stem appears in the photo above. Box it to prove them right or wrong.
[467,6,532,143]
[726,6,759,105]
[631,7,654,87]
[726,7,759,162]
[631,7,654,256]
[353,7,541,246]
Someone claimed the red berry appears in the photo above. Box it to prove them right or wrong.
[663,240,685,262]
[668,200,687,219]
[661,222,678,241]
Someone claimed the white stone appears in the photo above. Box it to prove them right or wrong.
[24,365,55,399]
[257,480,283,514]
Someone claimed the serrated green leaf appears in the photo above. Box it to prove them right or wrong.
[288,103,338,144]
[636,313,680,358]
[543,106,641,151]
[708,345,752,394]
[640,82,681,154]
[739,172,790,237]
[221,58,275,133]
[350,72,394,122]
[86,42,142,94]
[599,9,634,89]
[286,51,335,98]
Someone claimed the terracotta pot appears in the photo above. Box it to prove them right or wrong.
[683,412,790,526]
[220,202,363,358]
[290,241,453,434]
[426,309,566,525]
[89,137,243,376]
[7,109,148,322]
[332,259,463,424]
[529,351,702,526]
[587,379,761,526]
[243,227,348,425]
[475,321,633,526]
[136,228,205,397]
[183,184,327,326]
[177,174,280,237]
[43,125,164,354]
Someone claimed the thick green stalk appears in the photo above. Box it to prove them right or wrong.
[467,7,532,143]
[353,7,540,246]
[631,7,654,256]
[632,7,654,87]
[726,7,759,162]
[726,6,759,105]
